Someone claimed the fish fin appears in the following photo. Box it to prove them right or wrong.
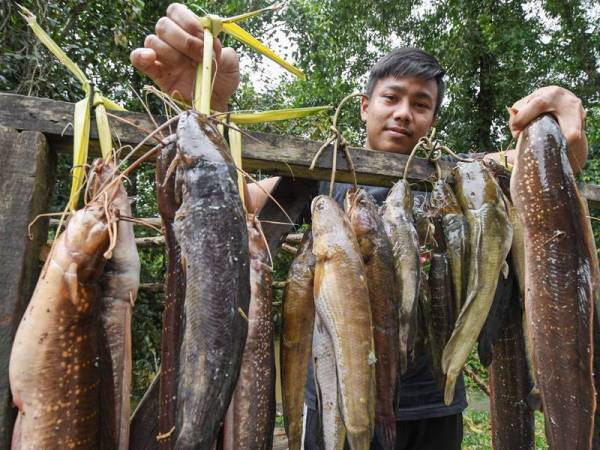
[501,260,509,279]
[63,262,80,305]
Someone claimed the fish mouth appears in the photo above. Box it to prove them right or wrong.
[311,195,329,214]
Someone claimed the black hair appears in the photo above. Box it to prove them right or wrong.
[366,47,446,116]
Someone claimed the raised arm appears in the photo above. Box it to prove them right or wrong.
[485,86,588,174]
[129,3,240,111]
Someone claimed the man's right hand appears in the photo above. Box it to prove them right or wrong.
[130,3,240,111]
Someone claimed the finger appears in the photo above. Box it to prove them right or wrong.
[155,16,222,64]
[166,3,223,58]
[555,108,584,145]
[508,96,554,137]
[130,48,158,73]
[144,34,191,69]
[218,47,240,75]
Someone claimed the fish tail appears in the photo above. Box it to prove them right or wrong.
[374,416,396,450]
[346,430,371,450]
[444,373,457,406]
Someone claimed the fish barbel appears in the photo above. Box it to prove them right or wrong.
[345,189,399,450]
[510,114,596,449]
[174,111,250,449]
[311,195,375,450]
[381,180,420,374]
[442,161,512,405]
[281,231,315,450]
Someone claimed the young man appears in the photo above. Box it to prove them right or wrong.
[130,4,588,448]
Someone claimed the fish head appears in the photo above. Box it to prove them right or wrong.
[453,161,500,210]
[176,111,232,167]
[311,195,351,259]
[64,204,110,257]
[385,179,413,212]
[345,189,379,236]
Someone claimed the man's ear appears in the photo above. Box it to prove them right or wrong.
[360,95,369,122]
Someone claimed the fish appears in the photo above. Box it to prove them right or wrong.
[155,135,185,449]
[510,114,596,449]
[412,193,436,250]
[281,231,316,450]
[222,215,275,450]
[381,179,420,374]
[311,195,375,450]
[173,111,250,449]
[422,222,454,387]
[442,161,512,405]
[488,284,535,450]
[313,315,346,450]
[429,179,468,319]
[87,160,140,450]
[9,196,114,449]
[477,266,515,368]
[345,189,399,450]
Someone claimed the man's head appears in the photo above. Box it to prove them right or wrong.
[361,47,445,154]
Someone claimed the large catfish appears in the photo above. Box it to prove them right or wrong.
[381,180,420,374]
[311,195,375,450]
[9,199,112,449]
[510,114,597,449]
[223,215,275,449]
[442,161,512,405]
[174,111,250,449]
[345,189,399,450]
[89,160,140,450]
[156,136,185,449]
[281,231,316,450]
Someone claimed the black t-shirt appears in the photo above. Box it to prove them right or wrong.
[304,181,468,420]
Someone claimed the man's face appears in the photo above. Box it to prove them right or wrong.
[361,75,438,154]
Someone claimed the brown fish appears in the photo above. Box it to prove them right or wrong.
[422,229,454,387]
[281,231,316,450]
[430,179,468,318]
[442,161,512,405]
[9,198,113,449]
[510,114,596,449]
[87,160,140,450]
[223,215,275,450]
[155,135,185,449]
[345,189,399,450]
[489,287,535,450]
[312,195,375,450]
[174,111,250,449]
[381,180,420,374]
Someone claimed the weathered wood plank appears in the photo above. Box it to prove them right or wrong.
[0,126,56,449]
[0,93,453,185]
[130,370,160,450]
[2,93,599,208]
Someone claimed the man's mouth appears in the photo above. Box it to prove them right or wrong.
[385,126,413,137]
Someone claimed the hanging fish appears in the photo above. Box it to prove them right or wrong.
[510,114,597,449]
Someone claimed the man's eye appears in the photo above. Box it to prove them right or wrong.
[416,103,430,109]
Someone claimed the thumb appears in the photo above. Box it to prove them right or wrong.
[507,106,522,138]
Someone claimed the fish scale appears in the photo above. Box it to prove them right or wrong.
[511,114,597,449]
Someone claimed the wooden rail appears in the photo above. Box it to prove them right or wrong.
[1,93,599,209]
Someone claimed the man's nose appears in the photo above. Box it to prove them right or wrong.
[392,99,411,122]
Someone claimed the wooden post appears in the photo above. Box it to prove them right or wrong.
[0,125,55,448]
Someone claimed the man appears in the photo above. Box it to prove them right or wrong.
[130,4,588,448]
